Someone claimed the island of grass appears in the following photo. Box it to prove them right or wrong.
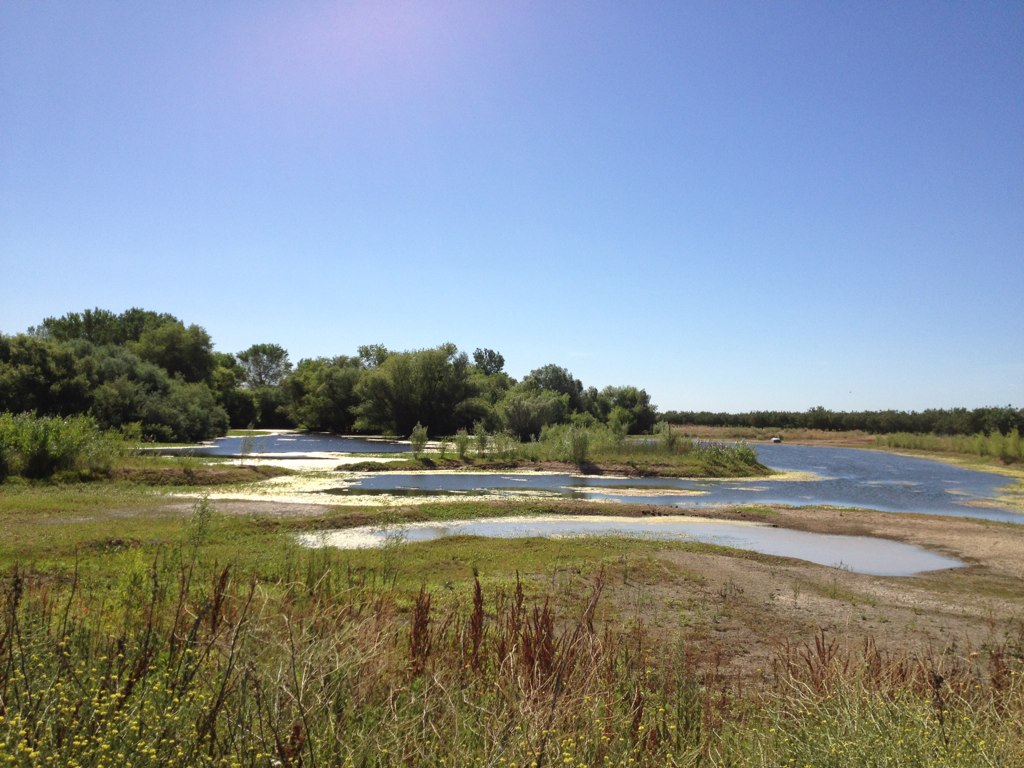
[344,422,773,478]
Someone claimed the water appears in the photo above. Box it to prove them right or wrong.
[178,432,1018,522]
[297,515,964,576]
[190,433,409,456]
[326,444,1019,522]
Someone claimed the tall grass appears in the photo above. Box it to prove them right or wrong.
[0,412,124,481]
[1,554,1019,767]
[879,428,1023,464]
[517,424,765,476]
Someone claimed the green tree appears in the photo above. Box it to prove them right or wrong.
[133,321,215,383]
[521,364,584,412]
[357,344,390,368]
[454,428,471,460]
[499,389,569,441]
[236,343,292,388]
[472,348,505,376]
[35,307,178,345]
[601,385,657,434]
[282,357,363,433]
[409,422,428,458]
[0,335,91,415]
[353,344,479,435]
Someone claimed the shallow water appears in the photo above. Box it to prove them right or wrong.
[192,433,408,456]
[297,515,963,576]
[185,433,1018,522]
[326,445,1020,523]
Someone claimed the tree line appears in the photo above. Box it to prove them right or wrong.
[3,308,1018,443]
[0,308,657,442]
[662,405,1024,437]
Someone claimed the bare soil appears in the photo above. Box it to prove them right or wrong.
[593,503,1024,675]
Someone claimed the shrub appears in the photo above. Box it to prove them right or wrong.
[409,422,429,458]
[473,421,489,458]
[0,412,122,480]
[454,428,471,460]
[655,420,679,451]
[566,425,590,464]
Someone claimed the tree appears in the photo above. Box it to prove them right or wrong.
[236,343,292,388]
[521,364,584,412]
[499,390,569,441]
[472,348,505,376]
[35,307,178,345]
[133,321,215,383]
[357,344,390,368]
[353,344,479,435]
[601,385,657,434]
[282,357,363,433]
[0,335,91,415]
[409,422,428,457]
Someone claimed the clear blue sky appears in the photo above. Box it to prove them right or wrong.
[2,2,1022,412]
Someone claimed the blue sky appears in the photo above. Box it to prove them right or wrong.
[2,1,1022,412]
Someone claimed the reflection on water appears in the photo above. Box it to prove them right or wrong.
[297,515,963,576]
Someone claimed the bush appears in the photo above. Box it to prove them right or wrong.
[409,422,428,458]
[454,428,471,460]
[655,420,679,451]
[0,412,123,480]
[473,421,489,458]
[566,425,590,464]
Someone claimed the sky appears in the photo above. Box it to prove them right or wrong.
[2,1,1022,413]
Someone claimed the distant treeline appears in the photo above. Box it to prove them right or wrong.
[0,308,657,443]
[662,405,1024,437]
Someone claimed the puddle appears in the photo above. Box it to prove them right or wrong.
[297,514,964,576]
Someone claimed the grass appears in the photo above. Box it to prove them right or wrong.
[1,540,1020,767]
[1,460,1022,765]
[346,431,770,479]
[879,429,1024,464]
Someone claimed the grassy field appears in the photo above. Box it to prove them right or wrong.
[1,473,1022,766]
[1,419,1023,765]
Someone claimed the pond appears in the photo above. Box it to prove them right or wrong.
[297,514,964,576]
[187,433,409,456]
[325,443,1020,523]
